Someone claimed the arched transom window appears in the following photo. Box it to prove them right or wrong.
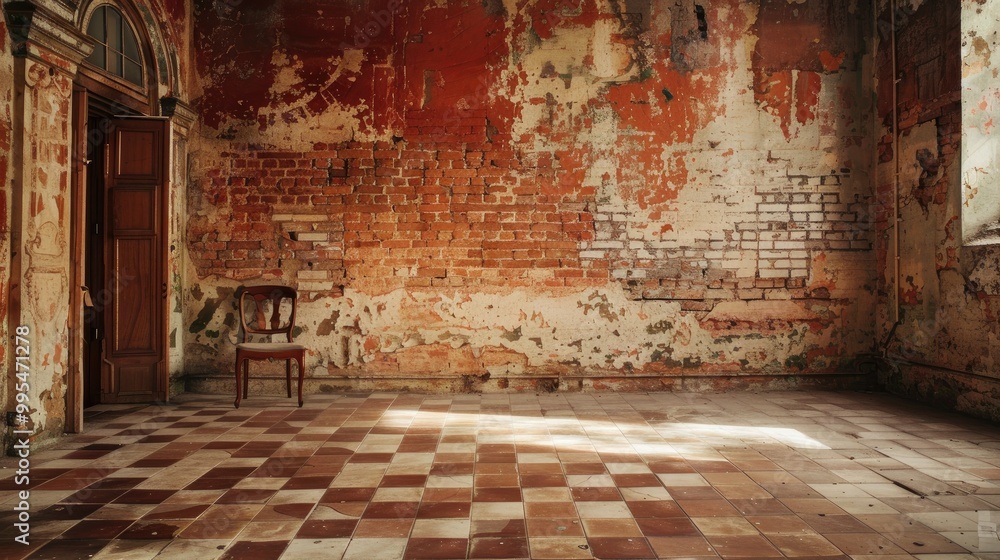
[85,5,144,87]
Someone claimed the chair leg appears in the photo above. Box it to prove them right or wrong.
[243,360,250,398]
[285,359,292,398]
[296,352,304,407]
[234,353,242,409]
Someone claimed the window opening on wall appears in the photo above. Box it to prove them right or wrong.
[961,5,1000,245]
[85,5,144,87]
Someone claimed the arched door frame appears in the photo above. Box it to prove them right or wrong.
[67,0,183,432]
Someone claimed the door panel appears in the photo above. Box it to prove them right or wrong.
[101,117,168,403]
[112,188,156,231]
[115,129,160,180]
[111,238,155,353]
[117,365,158,396]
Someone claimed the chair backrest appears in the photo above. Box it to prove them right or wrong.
[238,285,298,343]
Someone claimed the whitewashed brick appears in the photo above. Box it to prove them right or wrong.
[299,281,337,291]
[295,232,329,242]
[793,203,824,212]
[759,203,789,212]
[759,212,791,222]
[759,269,790,278]
[580,251,607,259]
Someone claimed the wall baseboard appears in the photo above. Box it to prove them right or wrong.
[880,360,1000,423]
[185,371,876,396]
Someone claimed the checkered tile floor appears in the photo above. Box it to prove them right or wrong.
[3,391,1000,559]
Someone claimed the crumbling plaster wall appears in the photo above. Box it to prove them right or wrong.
[186,0,878,391]
[876,0,1000,420]
[4,9,83,443]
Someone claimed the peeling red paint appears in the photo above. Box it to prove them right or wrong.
[604,0,740,147]
[520,0,602,41]
[752,1,863,140]
[795,71,822,125]
[753,1,863,75]
[196,1,329,130]
[159,0,186,26]
[755,69,793,140]
[587,2,752,209]
[819,51,846,72]
[0,191,6,235]
[30,192,45,217]
[634,152,686,210]
[402,3,509,118]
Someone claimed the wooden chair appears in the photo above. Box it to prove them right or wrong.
[234,285,305,408]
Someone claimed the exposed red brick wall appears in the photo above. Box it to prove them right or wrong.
[188,128,602,296]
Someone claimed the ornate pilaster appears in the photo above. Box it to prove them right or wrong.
[2,0,93,450]
[3,0,93,66]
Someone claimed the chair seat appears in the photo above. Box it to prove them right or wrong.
[236,342,306,352]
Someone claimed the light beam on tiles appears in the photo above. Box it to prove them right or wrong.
[381,408,688,457]
[654,423,830,450]
[378,408,419,428]
[549,434,602,453]
[383,409,827,453]
[630,443,681,458]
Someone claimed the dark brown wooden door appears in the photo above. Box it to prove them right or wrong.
[101,117,168,403]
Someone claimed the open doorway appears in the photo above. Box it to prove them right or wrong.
[74,92,170,409]
[68,2,172,431]
[83,101,115,408]
[82,97,140,408]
